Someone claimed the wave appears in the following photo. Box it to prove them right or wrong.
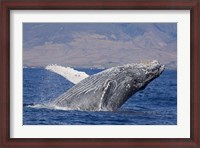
[23,66,38,69]
[26,103,73,111]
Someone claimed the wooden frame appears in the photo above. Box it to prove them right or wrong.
[1,0,199,147]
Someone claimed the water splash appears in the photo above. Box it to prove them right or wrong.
[26,103,73,111]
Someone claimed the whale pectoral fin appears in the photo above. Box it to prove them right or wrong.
[45,64,89,84]
[99,80,116,110]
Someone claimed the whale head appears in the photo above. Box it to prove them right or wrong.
[101,60,165,111]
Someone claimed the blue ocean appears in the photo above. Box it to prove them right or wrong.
[23,68,177,125]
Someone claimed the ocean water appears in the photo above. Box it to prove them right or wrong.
[23,68,177,125]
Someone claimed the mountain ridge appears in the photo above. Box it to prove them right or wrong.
[23,23,177,69]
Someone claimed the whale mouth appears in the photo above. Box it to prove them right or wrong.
[159,65,165,75]
[144,62,165,84]
[149,60,165,76]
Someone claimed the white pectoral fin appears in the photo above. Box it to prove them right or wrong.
[45,64,89,84]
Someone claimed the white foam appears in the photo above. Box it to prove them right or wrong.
[45,64,89,84]
[26,103,72,111]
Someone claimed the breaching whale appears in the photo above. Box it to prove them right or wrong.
[46,60,164,111]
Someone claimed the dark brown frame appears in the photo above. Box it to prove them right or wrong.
[1,0,199,147]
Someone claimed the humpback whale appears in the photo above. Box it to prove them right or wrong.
[46,60,164,111]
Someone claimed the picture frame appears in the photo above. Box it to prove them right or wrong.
[1,0,199,147]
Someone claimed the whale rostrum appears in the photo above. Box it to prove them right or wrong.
[49,60,165,111]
